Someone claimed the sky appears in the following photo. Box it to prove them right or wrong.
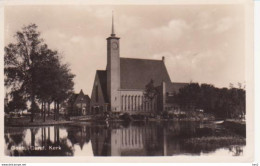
[4,5,245,95]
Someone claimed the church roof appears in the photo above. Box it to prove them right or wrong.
[120,57,171,90]
[96,70,109,102]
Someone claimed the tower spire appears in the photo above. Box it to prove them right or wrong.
[111,11,115,37]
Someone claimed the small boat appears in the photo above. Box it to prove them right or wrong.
[214,120,224,124]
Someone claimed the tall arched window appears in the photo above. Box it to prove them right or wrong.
[131,96,133,111]
[128,96,130,110]
[125,96,127,111]
[134,96,137,111]
[133,96,135,111]
[138,96,139,110]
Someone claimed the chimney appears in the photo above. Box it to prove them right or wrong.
[162,56,165,62]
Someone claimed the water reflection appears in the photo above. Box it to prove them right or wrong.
[4,121,245,156]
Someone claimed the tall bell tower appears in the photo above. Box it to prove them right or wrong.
[106,12,120,112]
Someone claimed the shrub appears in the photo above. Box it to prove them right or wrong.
[132,114,145,120]
[119,113,133,121]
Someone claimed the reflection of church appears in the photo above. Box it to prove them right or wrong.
[90,15,187,114]
[110,126,161,156]
[89,123,184,156]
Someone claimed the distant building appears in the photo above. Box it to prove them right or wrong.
[90,15,188,115]
[68,90,91,116]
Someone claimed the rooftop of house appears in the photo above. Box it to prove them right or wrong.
[69,90,90,104]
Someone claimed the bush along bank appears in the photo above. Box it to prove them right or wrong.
[89,110,216,122]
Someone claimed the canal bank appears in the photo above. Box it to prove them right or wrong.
[5,114,74,127]
[5,112,246,130]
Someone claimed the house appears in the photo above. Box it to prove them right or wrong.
[90,15,188,115]
[68,90,91,116]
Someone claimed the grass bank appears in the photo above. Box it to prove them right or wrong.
[184,136,246,153]
[5,114,73,127]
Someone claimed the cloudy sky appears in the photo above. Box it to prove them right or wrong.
[4,5,245,95]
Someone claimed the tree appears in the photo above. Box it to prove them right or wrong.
[52,63,74,121]
[34,47,60,122]
[173,83,246,119]
[4,24,75,122]
[4,24,46,122]
[143,79,158,101]
[6,90,27,114]
[31,37,74,122]
[175,83,200,110]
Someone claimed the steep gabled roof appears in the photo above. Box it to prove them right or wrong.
[69,94,79,104]
[120,58,171,90]
[85,95,90,101]
[69,89,90,105]
[96,70,108,102]
[166,82,189,94]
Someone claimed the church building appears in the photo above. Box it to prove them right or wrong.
[90,15,187,115]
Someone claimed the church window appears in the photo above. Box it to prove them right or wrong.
[138,96,140,110]
[135,96,137,110]
[133,96,135,110]
[125,96,127,111]
[128,96,130,110]
[131,96,133,110]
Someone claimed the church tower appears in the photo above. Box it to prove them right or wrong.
[106,12,120,112]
